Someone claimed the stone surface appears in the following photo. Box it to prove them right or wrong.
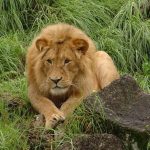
[58,134,124,150]
[84,75,150,149]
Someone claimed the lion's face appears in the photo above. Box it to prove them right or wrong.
[36,37,89,96]
[42,45,78,95]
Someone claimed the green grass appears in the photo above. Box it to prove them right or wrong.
[1,0,149,73]
[0,76,149,149]
[0,33,26,81]
[112,0,150,72]
[0,0,150,149]
[0,123,29,150]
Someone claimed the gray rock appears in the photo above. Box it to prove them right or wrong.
[84,75,150,149]
[57,134,124,150]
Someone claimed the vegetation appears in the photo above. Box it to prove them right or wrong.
[0,0,149,149]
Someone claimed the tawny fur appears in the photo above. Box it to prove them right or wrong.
[26,23,119,128]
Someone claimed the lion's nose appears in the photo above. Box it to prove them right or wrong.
[50,77,62,84]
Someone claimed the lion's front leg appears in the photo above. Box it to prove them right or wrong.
[28,86,65,128]
[60,96,83,117]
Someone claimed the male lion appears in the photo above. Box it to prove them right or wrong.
[26,23,119,128]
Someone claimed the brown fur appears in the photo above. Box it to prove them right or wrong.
[26,23,119,128]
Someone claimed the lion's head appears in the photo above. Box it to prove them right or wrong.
[27,24,96,96]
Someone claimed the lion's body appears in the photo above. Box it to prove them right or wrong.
[26,23,119,128]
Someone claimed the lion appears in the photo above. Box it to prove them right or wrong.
[26,23,119,128]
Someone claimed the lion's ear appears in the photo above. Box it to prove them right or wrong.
[72,39,89,55]
[35,38,48,51]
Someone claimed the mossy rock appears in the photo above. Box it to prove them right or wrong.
[84,75,150,150]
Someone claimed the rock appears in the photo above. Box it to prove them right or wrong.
[84,75,150,149]
[58,133,124,150]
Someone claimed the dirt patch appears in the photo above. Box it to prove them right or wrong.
[28,114,54,150]
[0,93,34,114]
[28,127,54,150]
[1,93,24,108]
[57,133,124,150]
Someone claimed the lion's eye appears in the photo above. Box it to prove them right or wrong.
[64,59,71,64]
[47,59,52,64]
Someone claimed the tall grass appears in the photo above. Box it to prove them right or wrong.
[1,0,149,74]
[0,122,29,150]
[0,0,55,35]
[0,0,112,33]
[23,0,113,38]
[100,0,126,13]
[112,0,150,72]
[0,34,25,80]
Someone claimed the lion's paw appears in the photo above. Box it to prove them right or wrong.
[45,111,65,129]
